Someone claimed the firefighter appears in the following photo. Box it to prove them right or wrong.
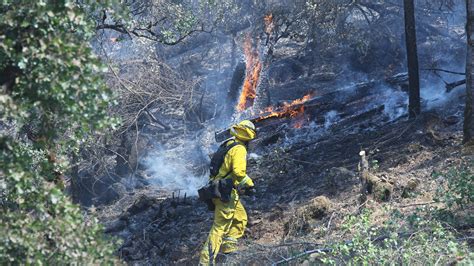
[199,120,257,265]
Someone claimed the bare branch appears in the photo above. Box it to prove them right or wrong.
[421,68,466,75]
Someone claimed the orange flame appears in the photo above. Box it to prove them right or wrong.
[237,36,262,111]
[255,92,314,123]
[264,13,274,35]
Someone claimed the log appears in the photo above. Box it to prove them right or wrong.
[215,72,410,142]
[215,99,388,142]
[330,105,385,132]
[385,72,408,85]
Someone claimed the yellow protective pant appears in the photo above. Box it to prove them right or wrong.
[199,192,247,265]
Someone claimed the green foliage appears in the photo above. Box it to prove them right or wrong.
[319,210,472,265]
[370,159,380,170]
[0,1,119,264]
[433,164,474,210]
[316,163,474,264]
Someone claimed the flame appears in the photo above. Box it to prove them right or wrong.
[236,35,262,111]
[264,13,274,35]
[255,92,314,124]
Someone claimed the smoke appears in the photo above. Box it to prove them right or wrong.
[142,143,208,196]
[382,87,408,121]
[136,0,467,197]
[324,110,340,129]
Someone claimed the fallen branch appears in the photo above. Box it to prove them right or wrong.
[145,109,170,130]
[446,79,466,92]
[397,201,436,208]
[254,241,323,249]
[421,68,465,75]
[271,247,332,265]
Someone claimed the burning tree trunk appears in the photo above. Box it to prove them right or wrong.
[236,35,262,112]
[253,71,272,111]
[403,0,421,118]
[464,0,474,144]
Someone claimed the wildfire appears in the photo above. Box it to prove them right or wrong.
[236,35,262,111]
[235,13,310,128]
[264,13,274,35]
[255,92,315,124]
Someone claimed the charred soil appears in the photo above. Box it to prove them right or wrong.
[97,105,472,264]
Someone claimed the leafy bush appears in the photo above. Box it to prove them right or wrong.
[316,163,474,264]
[433,163,474,210]
[319,210,472,265]
[0,1,119,264]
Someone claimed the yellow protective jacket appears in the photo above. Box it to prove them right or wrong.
[211,138,254,189]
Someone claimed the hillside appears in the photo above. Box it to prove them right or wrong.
[90,1,473,264]
[2,1,473,264]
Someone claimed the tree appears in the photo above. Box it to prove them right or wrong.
[464,0,474,143]
[404,0,421,118]
[0,1,118,263]
[95,0,231,45]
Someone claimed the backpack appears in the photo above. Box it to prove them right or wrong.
[209,139,243,177]
[197,178,234,211]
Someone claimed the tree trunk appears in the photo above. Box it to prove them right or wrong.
[465,0,474,143]
[115,132,131,177]
[403,0,421,118]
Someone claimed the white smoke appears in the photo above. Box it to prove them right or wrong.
[142,144,208,196]
[382,88,408,121]
[421,81,464,111]
[324,110,340,129]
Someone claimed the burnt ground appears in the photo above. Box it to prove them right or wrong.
[89,3,473,264]
[95,101,473,265]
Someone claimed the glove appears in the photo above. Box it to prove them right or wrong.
[236,175,255,196]
[243,186,256,196]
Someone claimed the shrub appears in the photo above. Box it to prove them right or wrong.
[0,1,119,264]
[433,163,474,210]
[319,210,472,265]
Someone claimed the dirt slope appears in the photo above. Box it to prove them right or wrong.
[95,101,472,264]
